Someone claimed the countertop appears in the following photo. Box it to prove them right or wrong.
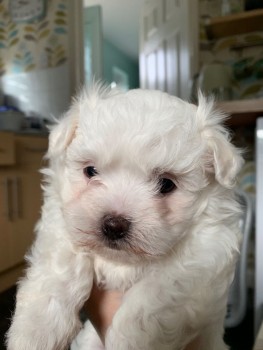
[0,129,48,137]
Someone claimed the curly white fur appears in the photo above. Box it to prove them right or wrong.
[7,86,243,350]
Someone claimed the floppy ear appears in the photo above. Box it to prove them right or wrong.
[206,131,244,188]
[197,93,244,188]
[47,110,78,159]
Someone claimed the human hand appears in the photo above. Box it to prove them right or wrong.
[84,284,123,344]
[84,284,200,349]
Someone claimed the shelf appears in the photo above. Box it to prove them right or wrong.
[205,9,263,40]
[230,40,263,51]
[217,98,263,126]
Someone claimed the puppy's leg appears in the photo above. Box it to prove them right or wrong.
[6,238,93,350]
[105,279,192,350]
[105,277,227,350]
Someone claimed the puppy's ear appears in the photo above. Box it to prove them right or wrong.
[197,93,244,188]
[48,110,78,158]
[206,132,243,188]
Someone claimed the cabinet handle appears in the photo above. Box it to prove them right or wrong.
[3,178,12,221]
[13,177,20,220]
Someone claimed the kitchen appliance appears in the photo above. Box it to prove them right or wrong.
[225,190,253,328]
[255,117,263,337]
[0,107,25,131]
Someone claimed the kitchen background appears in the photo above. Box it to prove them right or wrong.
[0,0,263,118]
[199,0,263,100]
[0,0,139,121]
[0,0,71,119]
[1,0,263,349]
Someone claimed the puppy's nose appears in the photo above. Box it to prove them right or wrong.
[101,214,131,240]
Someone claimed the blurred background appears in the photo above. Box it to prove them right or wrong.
[1,1,263,349]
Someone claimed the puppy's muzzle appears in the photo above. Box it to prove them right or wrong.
[101,214,131,241]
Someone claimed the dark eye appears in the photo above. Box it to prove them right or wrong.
[84,166,98,178]
[158,178,176,194]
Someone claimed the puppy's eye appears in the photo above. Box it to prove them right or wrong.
[83,166,98,178]
[158,178,176,194]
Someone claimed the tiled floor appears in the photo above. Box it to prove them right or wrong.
[0,286,255,350]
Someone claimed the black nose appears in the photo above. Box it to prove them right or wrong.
[101,215,131,241]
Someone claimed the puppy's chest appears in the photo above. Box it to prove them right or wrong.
[93,257,146,291]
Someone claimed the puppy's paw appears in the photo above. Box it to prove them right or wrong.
[7,311,80,350]
[7,328,70,350]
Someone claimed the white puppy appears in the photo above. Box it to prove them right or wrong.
[7,86,243,350]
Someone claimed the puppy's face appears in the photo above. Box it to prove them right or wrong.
[48,88,243,263]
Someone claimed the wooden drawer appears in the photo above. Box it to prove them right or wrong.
[0,132,15,165]
[16,135,48,166]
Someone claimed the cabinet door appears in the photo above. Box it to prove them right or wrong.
[15,135,48,166]
[10,135,47,265]
[10,169,43,266]
[0,136,47,280]
[0,172,13,272]
[0,132,15,165]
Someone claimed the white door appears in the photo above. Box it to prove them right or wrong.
[83,5,103,85]
[139,0,199,100]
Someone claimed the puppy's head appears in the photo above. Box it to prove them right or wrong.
[47,87,243,262]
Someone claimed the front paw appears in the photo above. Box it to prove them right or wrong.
[7,308,80,350]
[104,284,186,350]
